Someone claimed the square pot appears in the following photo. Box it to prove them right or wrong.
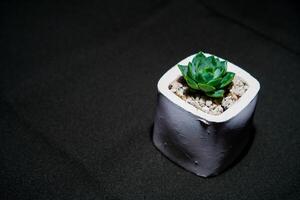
[153,53,260,177]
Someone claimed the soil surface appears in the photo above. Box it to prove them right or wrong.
[169,75,248,115]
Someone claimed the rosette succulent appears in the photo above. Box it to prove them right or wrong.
[178,52,235,98]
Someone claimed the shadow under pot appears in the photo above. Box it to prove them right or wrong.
[153,53,260,177]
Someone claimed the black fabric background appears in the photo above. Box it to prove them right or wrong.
[1,0,299,199]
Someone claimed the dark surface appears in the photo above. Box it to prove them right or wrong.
[0,0,299,199]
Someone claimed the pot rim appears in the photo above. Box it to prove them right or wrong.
[157,52,260,123]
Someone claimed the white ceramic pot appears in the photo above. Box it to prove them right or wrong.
[153,53,260,177]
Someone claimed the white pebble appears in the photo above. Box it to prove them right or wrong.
[222,96,235,109]
[202,106,209,113]
[206,100,212,107]
[199,98,205,106]
[215,105,223,112]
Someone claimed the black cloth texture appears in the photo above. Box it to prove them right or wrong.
[0,0,299,199]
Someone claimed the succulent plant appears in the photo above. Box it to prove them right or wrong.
[178,52,235,98]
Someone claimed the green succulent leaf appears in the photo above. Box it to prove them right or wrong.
[206,56,215,66]
[213,68,222,78]
[220,72,235,88]
[207,77,222,87]
[185,76,199,90]
[194,52,211,69]
[220,61,227,76]
[201,71,214,82]
[178,64,188,77]
[197,83,215,92]
[195,72,205,83]
[177,52,235,98]
[203,66,214,73]
[192,52,206,69]
[187,62,197,80]
[206,89,225,98]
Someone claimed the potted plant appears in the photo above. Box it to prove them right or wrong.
[153,52,260,177]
